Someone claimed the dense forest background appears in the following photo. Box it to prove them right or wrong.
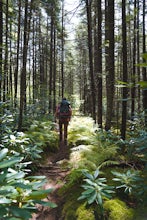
[0,0,146,137]
[0,0,147,219]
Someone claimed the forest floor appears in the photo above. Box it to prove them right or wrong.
[31,141,70,220]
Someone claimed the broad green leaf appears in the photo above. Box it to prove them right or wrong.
[88,192,97,204]
[84,179,97,187]
[7,171,25,182]
[8,206,33,220]
[34,200,57,208]
[11,182,32,190]
[25,189,53,200]
[0,157,22,169]
[0,148,8,161]
[0,207,7,217]
[26,175,46,180]
[83,171,94,180]
[81,184,94,190]
[94,169,99,179]
[0,172,7,183]
[78,194,88,201]
[82,188,94,195]
[0,197,11,204]
[97,193,102,206]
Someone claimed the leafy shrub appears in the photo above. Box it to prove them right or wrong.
[1,131,43,164]
[70,143,118,171]
[0,148,56,219]
[68,116,96,146]
[112,169,144,198]
[78,169,114,216]
[26,120,59,151]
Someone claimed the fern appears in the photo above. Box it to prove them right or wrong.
[98,160,119,169]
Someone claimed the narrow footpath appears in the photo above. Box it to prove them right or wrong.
[31,141,70,220]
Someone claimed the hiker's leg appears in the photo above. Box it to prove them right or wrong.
[59,121,62,141]
[64,122,68,142]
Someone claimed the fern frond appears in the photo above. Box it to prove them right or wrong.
[98,160,119,169]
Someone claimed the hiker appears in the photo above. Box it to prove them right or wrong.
[55,98,72,144]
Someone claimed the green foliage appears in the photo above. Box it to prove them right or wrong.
[68,116,96,146]
[1,131,43,164]
[61,189,82,220]
[112,170,143,196]
[0,148,57,219]
[76,203,95,220]
[26,120,59,151]
[70,143,118,171]
[59,169,83,194]
[104,198,134,220]
[78,169,114,215]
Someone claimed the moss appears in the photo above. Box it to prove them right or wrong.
[62,189,82,220]
[64,209,77,220]
[76,203,95,220]
[133,205,147,220]
[104,198,135,220]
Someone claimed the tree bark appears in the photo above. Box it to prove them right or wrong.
[0,0,3,101]
[121,0,128,139]
[18,0,34,130]
[105,0,115,131]
[142,0,147,127]
[14,0,21,107]
[86,0,96,121]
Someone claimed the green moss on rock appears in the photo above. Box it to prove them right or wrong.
[76,203,95,220]
[104,199,135,220]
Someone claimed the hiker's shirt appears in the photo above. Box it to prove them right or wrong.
[55,104,72,123]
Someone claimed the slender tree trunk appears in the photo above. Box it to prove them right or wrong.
[97,0,102,127]
[142,0,147,127]
[131,0,137,119]
[9,22,13,104]
[14,0,21,107]
[136,0,141,112]
[121,0,128,139]
[18,0,34,130]
[86,0,96,121]
[61,0,64,98]
[53,28,57,112]
[0,0,3,101]
[49,5,54,113]
[3,0,8,102]
[105,0,115,131]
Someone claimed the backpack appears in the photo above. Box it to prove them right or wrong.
[59,100,71,119]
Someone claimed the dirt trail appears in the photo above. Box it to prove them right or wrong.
[31,142,70,220]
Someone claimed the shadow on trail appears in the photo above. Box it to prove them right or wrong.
[31,141,70,220]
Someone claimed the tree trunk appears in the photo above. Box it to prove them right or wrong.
[86,0,96,121]
[3,0,8,102]
[18,0,34,130]
[14,0,21,107]
[142,0,147,127]
[131,0,137,119]
[61,0,64,98]
[49,5,54,113]
[105,0,115,131]
[0,0,3,101]
[97,0,102,128]
[121,0,128,139]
